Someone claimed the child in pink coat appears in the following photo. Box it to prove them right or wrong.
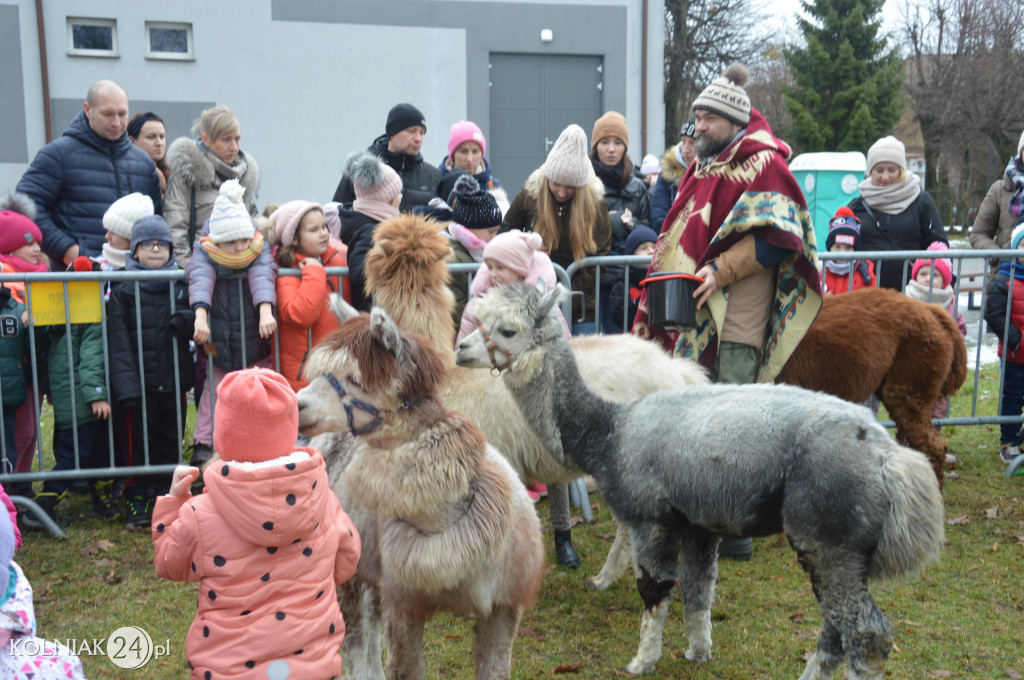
[153,368,361,680]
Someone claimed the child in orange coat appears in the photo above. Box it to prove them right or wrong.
[270,201,351,390]
[153,368,361,680]
[823,206,875,295]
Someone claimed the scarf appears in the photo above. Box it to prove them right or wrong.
[198,141,249,180]
[632,108,822,382]
[824,260,852,276]
[101,243,128,270]
[448,223,488,262]
[857,173,922,214]
[1006,156,1024,218]
[0,253,47,273]
[352,198,399,224]
[592,160,625,190]
[904,278,954,308]
[200,232,264,269]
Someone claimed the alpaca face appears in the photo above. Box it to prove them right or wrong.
[455,283,565,371]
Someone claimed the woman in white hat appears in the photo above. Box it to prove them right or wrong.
[847,135,947,290]
[502,124,611,328]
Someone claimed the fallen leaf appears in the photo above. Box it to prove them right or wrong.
[518,627,547,641]
[986,506,999,519]
[554,663,582,673]
[443,634,462,640]
[948,514,970,525]
[1014,534,1024,546]
[1006,669,1022,680]
[927,671,952,678]
[789,613,808,623]
[903,620,923,627]
[992,541,1000,553]
[94,559,116,568]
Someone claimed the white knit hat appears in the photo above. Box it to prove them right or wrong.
[206,180,255,243]
[866,136,907,173]
[544,124,591,188]
[103,193,154,239]
[692,64,751,127]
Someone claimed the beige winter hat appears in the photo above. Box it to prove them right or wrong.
[543,124,591,188]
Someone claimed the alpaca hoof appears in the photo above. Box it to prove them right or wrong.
[625,656,656,675]
[585,575,610,590]
[554,529,581,569]
[684,647,711,663]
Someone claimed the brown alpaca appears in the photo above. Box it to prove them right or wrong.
[777,287,967,486]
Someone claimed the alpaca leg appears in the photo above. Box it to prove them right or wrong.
[587,515,633,590]
[677,530,718,663]
[340,581,385,680]
[813,564,893,680]
[625,522,681,675]
[885,399,946,485]
[473,605,523,680]
[797,620,844,680]
[384,610,426,680]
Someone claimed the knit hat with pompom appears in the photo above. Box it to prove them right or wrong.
[0,192,42,255]
[214,368,298,463]
[450,175,502,229]
[346,151,403,205]
[483,229,544,279]
[825,206,862,251]
[692,63,751,127]
[103,193,154,240]
[910,241,953,289]
[206,180,255,243]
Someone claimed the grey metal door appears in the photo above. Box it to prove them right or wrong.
[489,53,603,198]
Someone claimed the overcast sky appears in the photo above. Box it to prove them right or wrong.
[771,0,907,46]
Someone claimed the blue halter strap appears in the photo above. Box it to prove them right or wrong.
[322,373,419,437]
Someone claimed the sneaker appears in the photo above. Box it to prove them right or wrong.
[526,481,548,498]
[999,444,1020,464]
[717,537,753,562]
[21,491,69,530]
[91,480,122,521]
[125,492,154,527]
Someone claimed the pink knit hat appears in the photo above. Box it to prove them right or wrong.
[323,202,342,240]
[483,230,543,279]
[0,192,42,255]
[214,368,298,463]
[911,241,953,289]
[269,200,323,248]
[448,121,486,159]
[346,152,403,205]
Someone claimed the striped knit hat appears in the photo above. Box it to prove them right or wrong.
[692,64,751,127]
[206,180,255,243]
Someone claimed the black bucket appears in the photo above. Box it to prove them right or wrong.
[640,273,704,330]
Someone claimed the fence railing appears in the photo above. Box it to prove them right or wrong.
[0,248,1017,530]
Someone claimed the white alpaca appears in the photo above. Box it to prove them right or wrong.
[362,214,709,585]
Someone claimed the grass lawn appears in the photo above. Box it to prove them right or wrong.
[13,366,1024,679]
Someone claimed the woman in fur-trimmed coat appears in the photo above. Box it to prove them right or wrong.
[164,107,260,266]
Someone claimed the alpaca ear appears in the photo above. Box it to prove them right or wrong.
[328,293,360,324]
[535,284,562,328]
[369,306,407,367]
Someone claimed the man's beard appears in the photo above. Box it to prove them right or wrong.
[695,132,731,160]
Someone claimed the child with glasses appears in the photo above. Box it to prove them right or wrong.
[107,216,195,526]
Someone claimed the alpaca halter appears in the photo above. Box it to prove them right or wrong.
[477,325,513,376]
[321,373,419,436]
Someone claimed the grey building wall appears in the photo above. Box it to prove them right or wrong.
[2,0,663,210]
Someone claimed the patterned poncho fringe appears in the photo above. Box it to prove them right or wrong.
[632,108,822,382]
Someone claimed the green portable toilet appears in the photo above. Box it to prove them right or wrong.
[789,152,866,250]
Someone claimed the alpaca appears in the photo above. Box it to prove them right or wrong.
[456,283,945,679]
[363,213,708,585]
[296,304,544,680]
[777,286,968,486]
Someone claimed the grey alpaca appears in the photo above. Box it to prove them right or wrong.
[455,283,945,679]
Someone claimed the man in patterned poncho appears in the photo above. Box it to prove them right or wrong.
[633,64,822,386]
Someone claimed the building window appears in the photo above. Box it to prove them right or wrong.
[145,22,193,60]
[67,17,118,57]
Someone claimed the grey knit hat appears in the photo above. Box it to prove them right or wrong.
[130,215,173,255]
[543,124,591,187]
[692,64,751,127]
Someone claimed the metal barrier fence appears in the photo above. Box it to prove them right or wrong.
[0,248,1018,533]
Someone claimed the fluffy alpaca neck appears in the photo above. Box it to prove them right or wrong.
[504,338,623,476]
[374,284,456,370]
[363,396,449,450]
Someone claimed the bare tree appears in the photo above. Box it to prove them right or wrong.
[663,0,777,148]
[900,0,1024,220]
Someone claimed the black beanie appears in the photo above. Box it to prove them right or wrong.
[450,175,502,229]
[386,103,427,138]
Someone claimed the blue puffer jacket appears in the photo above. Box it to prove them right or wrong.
[16,112,162,265]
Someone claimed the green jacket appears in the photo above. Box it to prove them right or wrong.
[0,291,29,409]
[46,322,107,429]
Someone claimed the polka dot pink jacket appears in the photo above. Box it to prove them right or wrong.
[152,448,361,680]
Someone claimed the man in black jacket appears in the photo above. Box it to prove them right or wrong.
[332,103,443,212]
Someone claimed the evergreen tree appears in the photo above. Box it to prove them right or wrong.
[783,0,903,153]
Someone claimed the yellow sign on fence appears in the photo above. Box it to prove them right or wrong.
[28,281,103,326]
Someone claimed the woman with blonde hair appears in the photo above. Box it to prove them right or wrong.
[164,106,261,266]
[503,124,611,328]
[847,135,946,290]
